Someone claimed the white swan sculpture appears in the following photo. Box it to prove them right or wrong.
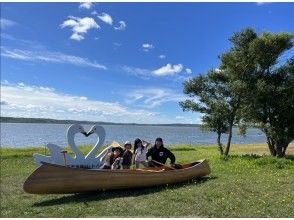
[33,124,111,169]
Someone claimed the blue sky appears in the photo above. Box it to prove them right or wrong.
[1,2,294,124]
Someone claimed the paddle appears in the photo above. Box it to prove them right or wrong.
[60,150,68,166]
[151,160,176,170]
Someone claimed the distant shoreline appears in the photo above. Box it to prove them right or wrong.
[0,117,201,127]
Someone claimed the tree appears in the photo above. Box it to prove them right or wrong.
[220,29,294,157]
[181,28,293,157]
[180,69,242,156]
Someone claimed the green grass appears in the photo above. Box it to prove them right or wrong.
[1,144,294,217]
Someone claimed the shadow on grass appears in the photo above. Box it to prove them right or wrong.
[33,176,216,207]
[285,155,294,161]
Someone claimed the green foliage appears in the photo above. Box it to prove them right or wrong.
[223,29,294,157]
[181,27,294,157]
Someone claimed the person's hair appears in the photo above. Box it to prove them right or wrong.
[134,138,142,154]
[113,147,123,157]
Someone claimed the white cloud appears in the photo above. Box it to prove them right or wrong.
[142,43,154,52]
[126,88,186,108]
[114,21,126,31]
[122,64,185,78]
[159,55,166,59]
[1,47,107,70]
[79,2,94,10]
[113,42,122,47]
[142,43,154,49]
[152,64,183,76]
[256,2,271,6]
[97,13,113,25]
[122,66,151,79]
[1,33,46,50]
[0,18,17,29]
[91,10,98,15]
[60,16,99,41]
[1,82,161,123]
[185,68,192,74]
[176,75,192,82]
[1,33,15,40]
[175,115,201,124]
[1,81,202,124]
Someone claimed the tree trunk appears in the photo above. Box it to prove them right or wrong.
[224,123,233,156]
[275,139,290,158]
[282,144,288,157]
[266,136,276,156]
[266,135,290,157]
[217,132,224,155]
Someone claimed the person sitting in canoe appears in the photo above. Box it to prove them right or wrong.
[133,138,149,168]
[121,141,133,169]
[146,137,176,167]
[101,146,124,169]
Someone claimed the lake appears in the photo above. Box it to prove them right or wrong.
[0,123,267,148]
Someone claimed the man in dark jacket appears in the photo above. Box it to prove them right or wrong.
[146,137,175,167]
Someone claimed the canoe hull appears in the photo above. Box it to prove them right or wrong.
[23,160,210,194]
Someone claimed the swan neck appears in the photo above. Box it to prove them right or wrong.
[67,130,83,159]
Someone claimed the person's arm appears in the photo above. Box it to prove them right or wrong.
[104,153,111,166]
[166,149,175,164]
[133,149,137,164]
[133,145,138,154]
[146,148,152,160]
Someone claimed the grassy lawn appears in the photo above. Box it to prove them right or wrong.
[1,144,293,217]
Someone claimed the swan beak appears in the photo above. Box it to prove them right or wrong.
[86,130,94,137]
[81,131,88,137]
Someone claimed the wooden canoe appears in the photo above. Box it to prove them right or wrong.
[23,159,210,194]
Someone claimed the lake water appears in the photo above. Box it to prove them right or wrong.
[0,123,267,148]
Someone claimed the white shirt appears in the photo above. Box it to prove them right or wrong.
[135,146,148,162]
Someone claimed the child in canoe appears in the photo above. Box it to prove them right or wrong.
[121,141,133,169]
[101,146,124,169]
[133,138,149,168]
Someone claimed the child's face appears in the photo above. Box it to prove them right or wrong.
[125,144,131,150]
[113,149,120,156]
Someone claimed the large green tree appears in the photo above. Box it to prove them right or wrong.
[220,29,294,157]
[181,28,294,157]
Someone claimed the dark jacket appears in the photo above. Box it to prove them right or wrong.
[146,146,175,166]
[122,150,133,166]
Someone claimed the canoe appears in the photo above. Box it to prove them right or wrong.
[23,159,211,194]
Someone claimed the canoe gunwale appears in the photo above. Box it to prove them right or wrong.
[40,159,206,173]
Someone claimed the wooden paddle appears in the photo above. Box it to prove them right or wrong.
[61,150,67,166]
[151,160,176,170]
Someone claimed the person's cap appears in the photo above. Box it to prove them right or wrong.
[155,137,163,142]
[124,141,132,146]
